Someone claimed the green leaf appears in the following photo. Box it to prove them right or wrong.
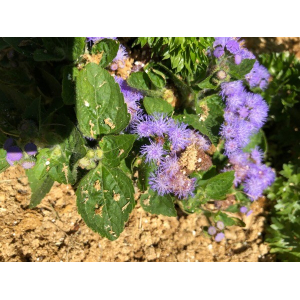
[76,63,130,138]
[140,189,177,217]
[137,161,156,192]
[62,66,79,105]
[147,69,166,89]
[127,72,152,91]
[76,164,135,240]
[92,39,119,68]
[26,168,54,208]
[196,94,225,145]
[64,37,86,61]
[143,97,174,115]
[228,59,256,79]
[32,121,86,184]
[0,149,9,173]
[156,63,192,105]
[198,75,218,90]
[216,212,246,227]
[99,134,136,167]
[243,129,267,153]
[205,171,235,200]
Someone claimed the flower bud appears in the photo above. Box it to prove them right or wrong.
[6,146,23,162]
[95,149,103,159]
[240,206,248,214]
[215,232,225,242]
[22,160,36,169]
[208,226,217,236]
[86,150,95,159]
[216,70,227,80]
[216,221,225,230]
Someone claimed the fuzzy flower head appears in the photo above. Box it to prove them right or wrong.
[215,232,225,242]
[86,37,117,43]
[6,146,23,162]
[114,76,143,123]
[22,160,36,169]
[246,61,270,90]
[168,122,192,152]
[112,44,128,68]
[140,141,167,163]
[208,226,217,235]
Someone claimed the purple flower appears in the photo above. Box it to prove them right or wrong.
[215,232,225,242]
[213,37,230,48]
[216,221,225,230]
[114,76,143,123]
[246,210,253,217]
[22,161,35,169]
[6,146,23,163]
[208,226,217,235]
[86,37,117,43]
[172,176,196,199]
[131,114,155,137]
[112,44,128,68]
[250,146,263,164]
[240,206,248,214]
[245,61,270,90]
[24,143,37,156]
[140,141,167,163]
[3,138,14,151]
[213,46,224,58]
[149,113,173,137]
[149,170,171,196]
[226,39,240,54]
[168,122,192,151]
[220,81,244,98]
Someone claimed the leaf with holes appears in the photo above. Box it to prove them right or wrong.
[140,189,177,217]
[99,134,137,167]
[76,63,130,138]
[76,164,135,240]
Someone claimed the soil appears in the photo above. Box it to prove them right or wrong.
[0,166,274,262]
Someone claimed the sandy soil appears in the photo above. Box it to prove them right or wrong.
[0,166,274,262]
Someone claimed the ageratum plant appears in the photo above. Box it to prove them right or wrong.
[0,37,275,241]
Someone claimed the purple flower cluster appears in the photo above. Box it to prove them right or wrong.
[240,206,253,217]
[111,44,128,70]
[132,113,210,199]
[86,37,117,43]
[213,37,255,65]
[3,138,37,169]
[220,81,269,156]
[114,76,143,125]
[220,80,275,200]
[228,147,275,201]
[208,222,225,242]
[213,37,270,90]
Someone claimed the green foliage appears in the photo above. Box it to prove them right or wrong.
[266,164,300,261]
[99,134,136,168]
[26,168,54,208]
[91,39,119,68]
[0,149,9,173]
[134,37,214,82]
[228,59,256,79]
[76,63,130,138]
[76,164,135,241]
[143,97,174,116]
[140,189,177,217]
